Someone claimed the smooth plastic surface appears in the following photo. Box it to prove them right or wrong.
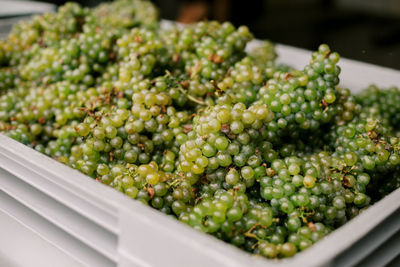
[0,42,399,267]
[0,0,55,17]
[0,2,56,42]
[0,204,85,267]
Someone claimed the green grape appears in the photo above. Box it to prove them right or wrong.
[0,2,399,260]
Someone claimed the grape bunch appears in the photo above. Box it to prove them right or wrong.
[357,85,400,133]
[0,0,399,260]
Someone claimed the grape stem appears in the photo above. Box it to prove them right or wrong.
[164,70,207,106]
[178,87,207,106]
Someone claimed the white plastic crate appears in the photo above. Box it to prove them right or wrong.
[0,1,55,38]
[0,42,400,267]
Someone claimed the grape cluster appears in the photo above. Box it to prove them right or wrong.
[357,85,400,133]
[0,0,399,260]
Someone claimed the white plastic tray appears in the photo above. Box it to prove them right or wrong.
[0,43,400,267]
[0,1,56,38]
[0,0,55,17]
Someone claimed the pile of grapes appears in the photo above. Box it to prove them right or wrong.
[1,0,399,259]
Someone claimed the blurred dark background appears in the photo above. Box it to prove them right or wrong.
[6,0,400,69]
